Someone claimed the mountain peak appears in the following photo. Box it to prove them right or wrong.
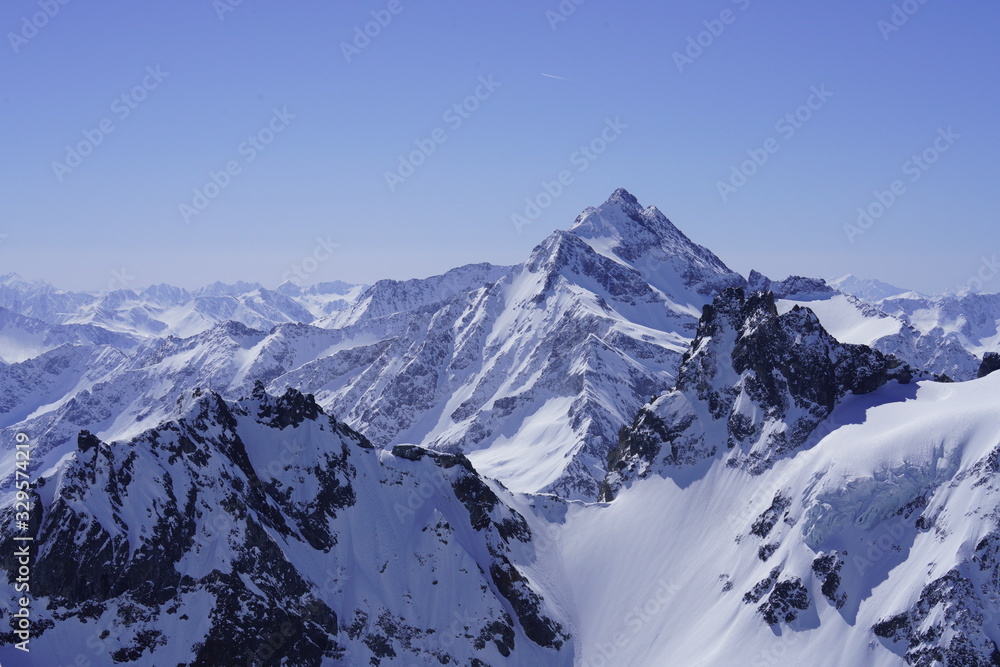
[828,274,912,302]
[0,273,54,292]
[570,189,680,244]
[607,187,642,209]
[563,189,744,298]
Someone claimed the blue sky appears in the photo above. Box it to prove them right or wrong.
[1,0,998,294]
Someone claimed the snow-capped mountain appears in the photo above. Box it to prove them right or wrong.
[4,287,999,666]
[0,387,570,665]
[1,191,997,498]
[601,287,920,497]
[577,294,1000,665]
[3,188,1000,665]
[0,189,747,500]
[877,291,1000,365]
[0,307,140,364]
[828,274,914,302]
[0,274,95,325]
[304,189,744,498]
[0,275,366,339]
[562,368,1000,666]
[755,273,1000,382]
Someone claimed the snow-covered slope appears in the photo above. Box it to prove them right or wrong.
[0,190,748,500]
[602,287,920,496]
[300,189,744,498]
[777,293,903,345]
[828,274,914,302]
[761,275,992,381]
[276,280,368,320]
[556,370,1000,666]
[0,387,571,665]
[0,277,367,339]
[0,307,139,364]
[322,263,513,329]
[4,278,1000,665]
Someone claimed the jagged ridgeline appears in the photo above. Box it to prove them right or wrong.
[0,386,570,665]
[2,189,1000,666]
[602,287,920,499]
[0,189,995,505]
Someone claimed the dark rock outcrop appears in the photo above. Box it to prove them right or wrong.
[602,288,918,499]
[757,578,811,626]
[0,388,569,664]
[978,352,1000,379]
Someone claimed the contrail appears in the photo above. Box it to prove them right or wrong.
[540,73,571,81]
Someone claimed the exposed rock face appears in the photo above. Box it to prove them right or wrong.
[0,190,748,503]
[0,388,570,665]
[602,288,917,499]
[757,578,811,626]
[390,445,569,651]
[874,291,1000,381]
[747,270,836,300]
[873,550,1000,667]
[979,352,1000,379]
[750,493,792,539]
[812,552,848,610]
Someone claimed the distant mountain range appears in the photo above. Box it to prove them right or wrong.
[2,189,999,665]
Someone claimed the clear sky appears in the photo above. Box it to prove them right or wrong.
[1,0,998,294]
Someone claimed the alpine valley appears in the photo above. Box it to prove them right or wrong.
[2,189,999,666]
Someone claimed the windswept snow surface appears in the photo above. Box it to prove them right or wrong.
[777,294,902,345]
[553,373,1000,667]
[828,274,914,303]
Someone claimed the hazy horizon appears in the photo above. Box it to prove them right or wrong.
[2,1,998,295]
